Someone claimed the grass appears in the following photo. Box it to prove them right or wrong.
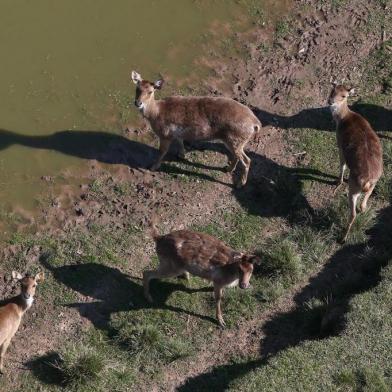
[196,208,264,250]
[226,262,392,391]
[335,368,390,392]
[114,322,193,367]
[258,238,301,280]
[237,0,267,26]
[377,139,392,201]
[3,2,392,391]
[275,18,295,40]
[56,345,105,389]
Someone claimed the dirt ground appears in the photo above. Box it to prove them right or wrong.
[0,0,390,390]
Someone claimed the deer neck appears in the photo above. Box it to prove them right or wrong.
[15,294,34,313]
[330,101,349,124]
[142,97,160,121]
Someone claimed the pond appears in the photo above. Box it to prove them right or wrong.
[0,0,290,218]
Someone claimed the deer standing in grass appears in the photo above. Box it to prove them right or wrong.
[143,222,260,327]
[131,71,261,188]
[0,271,44,373]
[328,84,383,242]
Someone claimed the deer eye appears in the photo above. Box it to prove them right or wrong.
[148,91,153,95]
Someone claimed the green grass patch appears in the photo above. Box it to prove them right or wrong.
[258,238,301,281]
[225,261,392,391]
[275,18,295,40]
[195,208,264,251]
[115,322,193,367]
[56,345,105,390]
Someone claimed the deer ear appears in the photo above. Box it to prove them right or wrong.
[131,71,142,84]
[12,271,23,281]
[154,79,164,90]
[348,87,355,96]
[35,272,45,283]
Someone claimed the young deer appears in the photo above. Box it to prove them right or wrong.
[0,271,45,373]
[131,71,262,188]
[328,84,383,242]
[143,223,260,327]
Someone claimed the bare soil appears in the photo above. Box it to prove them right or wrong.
[0,0,390,390]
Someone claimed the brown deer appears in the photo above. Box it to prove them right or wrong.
[143,222,260,327]
[131,71,261,188]
[328,84,383,242]
[0,271,45,373]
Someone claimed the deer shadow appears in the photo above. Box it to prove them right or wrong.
[26,259,214,386]
[39,258,215,335]
[253,102,392,139]
[0,128,159,169]
[162,140,337,224]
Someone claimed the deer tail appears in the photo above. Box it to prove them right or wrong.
[253,117,262,132]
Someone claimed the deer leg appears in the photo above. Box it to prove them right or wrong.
[226,155,239,173]
[177,139,186,159]
[150,138,172,171]
[0,339,11,374]
[342,185,361,243]
[360,183,376,212]
[143,262,184,303]
[239,148,251,187]
[214,285,225,327]
[223,143,239,173]
[233,149,250,189]
[334,150,346,195]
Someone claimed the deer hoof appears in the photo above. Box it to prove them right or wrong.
[218,317,226,328]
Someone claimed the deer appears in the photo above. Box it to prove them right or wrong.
[328,84,383,242]
[143,222,260,327]
[131,71,262,188]
[0,271,45,373]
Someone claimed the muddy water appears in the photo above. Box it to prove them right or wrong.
[0,0,289,217]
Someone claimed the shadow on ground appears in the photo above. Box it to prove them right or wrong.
[26,352,65,386]
[39,259,215,332]
[177,194,392,391]
[28,259,214,385]
[253,102,392,138]
[0,128,158,169]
